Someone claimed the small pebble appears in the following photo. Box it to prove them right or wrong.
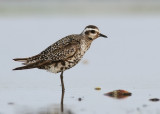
[78,98,82,101]
[95,87,101,90]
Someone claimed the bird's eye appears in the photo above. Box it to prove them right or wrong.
[90,30,95,33]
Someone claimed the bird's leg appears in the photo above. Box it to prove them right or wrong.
[61,84,65,112]
[60,71,65,91]
[60,71,65,112]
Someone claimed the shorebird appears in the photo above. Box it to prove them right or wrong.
[13,25,107,91]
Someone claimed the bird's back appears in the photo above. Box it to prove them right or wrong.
[28,34,81,62]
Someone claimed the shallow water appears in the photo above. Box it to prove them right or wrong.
[0,15,160,114]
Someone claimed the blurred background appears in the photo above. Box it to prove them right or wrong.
[0,0,160,114]
[0,0,160,17]
[0,0,160,16]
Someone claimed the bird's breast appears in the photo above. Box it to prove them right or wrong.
[79,40,91,56]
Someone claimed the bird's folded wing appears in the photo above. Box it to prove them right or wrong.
[27,36,80,64]
[44,41,79,61]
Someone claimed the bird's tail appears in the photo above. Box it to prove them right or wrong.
[13,58,28,63]
[13,58,29,70]
[13,65,35,70]
[13,58,51,70]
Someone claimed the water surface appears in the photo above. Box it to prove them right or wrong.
[0,15,160,114]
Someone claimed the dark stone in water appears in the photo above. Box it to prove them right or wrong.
[149,98,160,102]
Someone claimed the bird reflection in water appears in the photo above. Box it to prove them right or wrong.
[15,90,72,114]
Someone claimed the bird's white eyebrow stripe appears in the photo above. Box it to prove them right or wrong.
[83,28,99,32]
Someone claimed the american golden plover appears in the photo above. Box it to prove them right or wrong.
[13,25,107,91]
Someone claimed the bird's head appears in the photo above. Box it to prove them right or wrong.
[82,25,107,40]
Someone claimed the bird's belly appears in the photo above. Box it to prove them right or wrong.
[47,58,80,73]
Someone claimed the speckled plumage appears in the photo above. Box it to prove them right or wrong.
[13,25,107,73]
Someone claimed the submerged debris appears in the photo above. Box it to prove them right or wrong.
[8,102,14,105]
[82,59,89,65]
[149,98,160,102]
[142,104,148,107]
[95,87,101,90]
[104,89,132,99]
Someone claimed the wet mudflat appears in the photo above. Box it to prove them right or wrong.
[0,15,160,114]
[0,87,160,114]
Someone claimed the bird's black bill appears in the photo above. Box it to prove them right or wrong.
[99,33,108,38]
